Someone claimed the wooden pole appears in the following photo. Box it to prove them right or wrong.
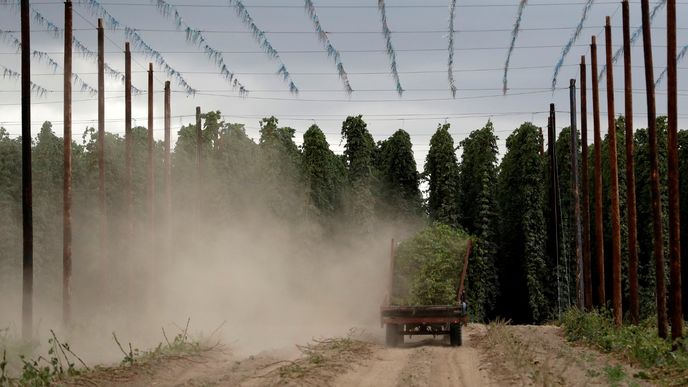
[147,64,155,255]
[63,0,73,328]
[388,239,395,306]
[164,81,171,242]
[125,42,133,246]
[196,106,202,215]
[549,103,563,315]
[97,18,107,294]
[580,55,593,310]
[666,0,682,341]
[622,0,640,324]
[21,0,33,341]
[196,106,202,177]
[640,0,668,339]
[591,35,606,307]
[570,79,584,310]
[605,17,623,327]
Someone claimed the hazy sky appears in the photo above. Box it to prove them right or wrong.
[0,0,686,166]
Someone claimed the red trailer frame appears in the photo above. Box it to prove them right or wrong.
[380,240,472,347]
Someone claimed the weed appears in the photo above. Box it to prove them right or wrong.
[561,308,688,385]
[603,364,626,386]
[0,331,87,386]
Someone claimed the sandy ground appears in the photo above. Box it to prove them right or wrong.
[62,323,651,387]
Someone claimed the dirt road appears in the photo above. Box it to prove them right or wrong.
[64,323,649,386]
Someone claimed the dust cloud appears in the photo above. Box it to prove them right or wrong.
[0,135,422,366]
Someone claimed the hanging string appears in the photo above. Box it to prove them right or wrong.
[0,29,98,96]
[152,0,247,96]
[551,0,594,92]
[600,0,666,80]
[227,0,299,94]
[303,0,352,95]
[503,0,528,95]
[0,64,49,97]
[657,44,686,86]
[448,0,457,98]
[0,3,144,95]
[77,0,196,95]
[377,0,403,96]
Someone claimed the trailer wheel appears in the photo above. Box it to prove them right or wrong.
[449,324,462,346]
[385,324,402,347]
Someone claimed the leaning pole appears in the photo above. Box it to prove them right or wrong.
[640,0,668,339]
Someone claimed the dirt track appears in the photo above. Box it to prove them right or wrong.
[64,323,650,386]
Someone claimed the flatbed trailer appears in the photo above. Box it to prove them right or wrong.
[381,240,472,347]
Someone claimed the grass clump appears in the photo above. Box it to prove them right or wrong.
[392,224,471,306]
[0,330,88,386]
[259,331,373,385]
[561,308,688,385]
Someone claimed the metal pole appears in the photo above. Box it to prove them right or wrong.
[640,0,668,339]
[570,79,584,310]
[21,0,33,341]
[591,35,606,307]
[580,55,593,310]
[147,63,154,256]
[97,18,107,294]
[125,42,133,246]
[63,0,73,328]
[622,0,640,324]
[164,81,171,243]
[666,0,682,341]
[605,17,623,327]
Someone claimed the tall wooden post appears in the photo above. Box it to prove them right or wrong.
[388,239,395,306]
[196,106,202,177]
[125,42,133,246]
[591,35,606,307]
[63,0,73,328]
[62,0,73,327]
[97,18,107,292]
[164,81,171,240]
[21,0,33,341]
[666,0,682,341]
[622,0,640,324]
[147,64,155,253]
[580,56,593,310]
[570,79,584,310]
[640,0,668,339]
[605,17,623,327]
[196,106,202,215]
[549,103,563,315]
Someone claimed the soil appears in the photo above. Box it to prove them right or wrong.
[61,323,652,386]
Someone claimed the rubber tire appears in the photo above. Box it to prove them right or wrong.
[449,324,462,346]
[385,324,402,347]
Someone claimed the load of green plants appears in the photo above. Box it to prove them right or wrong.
[391,224,471,306]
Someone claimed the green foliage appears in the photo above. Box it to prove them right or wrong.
[302,125,346,217]
[341,116,377,231]
[375,129,423,219]
[392,224,471,306]
[497,122,550,323]
[458,121,499,320]
[424,123,460,227]
[341,115,375,183]
[679,129,688,318]
[561,309,688,385]
[632,118,669,318]
[1,331,86,386]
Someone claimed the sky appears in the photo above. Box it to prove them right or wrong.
[0,0,686,167]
